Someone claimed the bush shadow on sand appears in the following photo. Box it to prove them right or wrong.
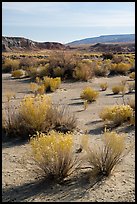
[2,170,104,202]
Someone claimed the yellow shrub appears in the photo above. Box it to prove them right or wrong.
[80,87,99,102]
[11,69,24,78]
[73,62,93,81]
[35,76,41,84]
[110,62,131,75]
[3,95,77,137]
[2,58,20,72]
[43,76,61,92]
[99,105,133,125]
[43,76,51,91]
[30,131,78,182]
[26,67,38,78]
[112,85,125,94]
[129,72,135,80]
[50,77,61,92]
[93,61,110,77]
[83,131,126,178]
[38,64,50,78]
[19,95,51,131]
[37,84,45,95]
[100,82,108,91]
[30,83,39,94]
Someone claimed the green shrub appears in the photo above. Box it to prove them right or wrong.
[30,131,79,182]
[80,87,99,102]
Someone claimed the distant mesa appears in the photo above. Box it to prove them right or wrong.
[2,34,135,53]
[66,34,135,46]
[2,36,69,52]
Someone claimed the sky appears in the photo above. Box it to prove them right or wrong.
[2,2,135,44]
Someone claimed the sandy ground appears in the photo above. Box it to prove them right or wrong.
[2,73,135,202]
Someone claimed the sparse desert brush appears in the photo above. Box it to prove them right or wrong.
[46,105,77,133]
[18,95,51,132]
[48,51,80,79]
[93,62,109,77]
[100,82,108,91]
[50,77,61,92]
[2,58,20,72]
[73,62,93,81]
[30,82,39,95]
[19,57,38,68]
[53,66,64,78]
[38,64,50,78]
[5,91,16,102]
[26,67,38,78]
[120,79,127,86]
[30,131,79,182]
[3,94,77,138]
[11,69,24,78]
[37,84,45,95]
[35,76,41,84]
[99,105,133,126]
[128,82,135,93]
[112,55,125,64]
[110,62,131,75]
[82,131,127,180]
[43,76,61,92]
[112,85,126,95]
[80,87,99,102]
[119,85,127,96]
[102,52,114,60]
[129,72,135,80]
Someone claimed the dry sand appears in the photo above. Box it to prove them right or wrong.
[2,73,135,202]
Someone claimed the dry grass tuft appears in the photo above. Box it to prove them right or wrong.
[82,131,128,180]
[46,105,77,133]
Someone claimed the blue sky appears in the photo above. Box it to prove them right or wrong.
[2,2,135,44]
